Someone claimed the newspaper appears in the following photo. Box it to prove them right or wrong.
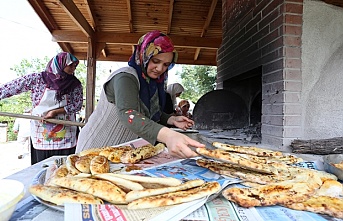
[64,160,343,221]
[65,158,241,221]
[10,138,342,221]
[181,161,343,221]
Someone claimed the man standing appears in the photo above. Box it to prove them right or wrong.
[13,108,31,159]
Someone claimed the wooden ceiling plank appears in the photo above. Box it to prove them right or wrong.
[167,0,175,34]
[126,0,133,32]
[59,0,95,37]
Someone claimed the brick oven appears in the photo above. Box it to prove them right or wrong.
[206,0,343,149]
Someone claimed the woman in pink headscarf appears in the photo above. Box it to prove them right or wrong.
[0,52,83,164]
[77,30,204,158]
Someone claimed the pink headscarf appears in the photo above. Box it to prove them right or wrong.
[42,52,81,102]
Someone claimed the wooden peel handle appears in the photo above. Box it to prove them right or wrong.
[0,111,85,127]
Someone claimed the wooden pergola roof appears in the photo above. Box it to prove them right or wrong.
[27,0,222,118]
[27,0,343,119]
[28,0,222,66]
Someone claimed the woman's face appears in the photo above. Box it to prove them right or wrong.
[146,52,173,79]
[63,62,77,75]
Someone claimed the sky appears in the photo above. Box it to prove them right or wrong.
[0,0,180,84]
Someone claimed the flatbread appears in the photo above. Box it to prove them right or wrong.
[65,154,81,175]
[196,148,278,175]
[196,159,287,184]
[128,181,220,209]
[126,179,205,202]
[78,148,103,157]
[120,143,166,163]
[222,172,321,208]
[44,165,69,186]
[94,173,144,191]
[90,155,110,175]
[106,146,134,163]
[110,174,182,186]
[212,142,283,157]
[283,196,343,219]
[315,179,343,197]
[74,155,93,173]
[50,176,126,204]
[29,184,104,205]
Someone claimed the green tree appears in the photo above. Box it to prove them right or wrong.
[176,65,217,103]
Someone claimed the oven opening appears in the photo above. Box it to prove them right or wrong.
[193,66,262,143]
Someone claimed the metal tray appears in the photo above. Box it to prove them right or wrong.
[31,168,64,211]
[323,154,343,181]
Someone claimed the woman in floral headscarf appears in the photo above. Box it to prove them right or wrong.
[0,52,83,164]
[76,30,204,158]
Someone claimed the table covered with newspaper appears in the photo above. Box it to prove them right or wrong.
[7,138,343,221]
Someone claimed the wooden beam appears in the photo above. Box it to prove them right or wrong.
[58,0,94,38]
[126,0,133,32]
[27,0,58,31]
[73,52,217,66]
[167,0,175,34]
[194,48,201,61]
[52,31,221,49]
[85,37,97,121]
[194,0,218,61]
[202,0,218,37]
[84,0,97,30]
[58,42,74,54]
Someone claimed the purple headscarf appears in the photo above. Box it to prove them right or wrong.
[128,30,178,121]
[42,52,81,102]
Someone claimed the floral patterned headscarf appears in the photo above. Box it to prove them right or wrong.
[128,30,178,121]
[42,52,81,102]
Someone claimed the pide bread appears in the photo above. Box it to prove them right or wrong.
[107,146,134,163]
[74,155,92,173]
[196,148,278,175]
[110,174,182,186]
[127,181,220,209]
[100,146,133,162]
[29,184,104,205]
[125,179,205,202]
[283,196,343,219]
[90,155,110,175]
[315,179,343,197]
[212,142,283,157]
[120,143,166,164]
[65,154,81,175]
[94,173,145,191]
[222,181,316,207]
[50,176,126,204]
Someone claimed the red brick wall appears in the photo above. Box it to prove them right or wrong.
[218,0,303,147]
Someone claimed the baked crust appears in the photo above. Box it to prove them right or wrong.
[127,181,220,209]
[29,184,104,205]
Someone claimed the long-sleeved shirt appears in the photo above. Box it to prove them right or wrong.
[0,72,83,150]
[0,72,83,114]
[76,66,170,153]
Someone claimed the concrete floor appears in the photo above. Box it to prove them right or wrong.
[0,141,31,179]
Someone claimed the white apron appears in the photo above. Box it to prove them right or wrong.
[31,88,77,150]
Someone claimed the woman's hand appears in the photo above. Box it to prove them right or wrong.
[168,116,194,130]
[43,107,66,119]
[157,127,205,158]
